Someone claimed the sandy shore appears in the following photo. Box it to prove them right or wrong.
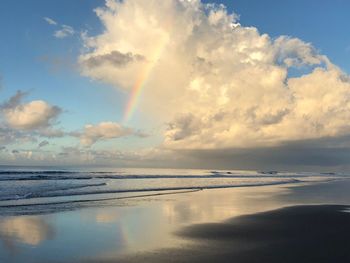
[115,205,350,263]
[1,180,350,262]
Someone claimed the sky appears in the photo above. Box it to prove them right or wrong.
[1,0,350,171]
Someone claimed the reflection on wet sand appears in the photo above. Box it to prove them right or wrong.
[1,181,341,263]
[83,185,293,261]
[95,212,119,223]
[85,181,350,263]
[109,205,350,263]
[0,216,54,248]
[161,185,291,225]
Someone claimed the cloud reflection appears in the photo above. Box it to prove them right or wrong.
[95,212,119,223]
[0,216,54,246]
[161,186,289,224]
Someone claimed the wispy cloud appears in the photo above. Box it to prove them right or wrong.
[54,25,75,39]
[43,16,74,39]
[43,17,57,25]
[38,140,49,148]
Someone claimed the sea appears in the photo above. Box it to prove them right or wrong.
[0,166,346,215]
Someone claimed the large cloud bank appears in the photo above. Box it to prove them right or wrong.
[80,0,350,149]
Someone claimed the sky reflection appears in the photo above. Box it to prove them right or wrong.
[0,216,54,246]
[0,182,327,262]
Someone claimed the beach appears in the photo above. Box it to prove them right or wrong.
[2,0,350,262]
[1,176,350,263]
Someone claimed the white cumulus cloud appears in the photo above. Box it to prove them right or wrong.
[79,0,350,150]
[1,91,62,131]
[4,101,61,130]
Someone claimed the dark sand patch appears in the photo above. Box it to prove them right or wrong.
[104,205,350,263]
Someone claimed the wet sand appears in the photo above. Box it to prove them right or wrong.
[115,205,350,263]
[1,180,350,262]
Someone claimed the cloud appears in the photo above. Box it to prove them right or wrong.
[82,50,145,68]
[0,125,37,146]
[37,128,65,138]
[0,90,28,109]
[38,140,49,148]
[77,121,135,146]
[1,91,62,131]
[43,17,57,25]
[4,101,61,130]
[54,146,175,167]
[0,123,62,148]
[0,217,54,246]
[79,0,350,150]
[43,16,74,39]
[273,36,327,67]
[54,25,74,38]
[0,92,145,154]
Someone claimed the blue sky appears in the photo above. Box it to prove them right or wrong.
[0,0,123,127]
[1,0,350,169]
[222,0,350,72]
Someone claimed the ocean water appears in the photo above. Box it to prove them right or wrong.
[0,166,346,215]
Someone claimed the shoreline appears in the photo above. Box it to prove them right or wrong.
[1,179,350,262]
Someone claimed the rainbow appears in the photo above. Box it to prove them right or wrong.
[122,34,169,124]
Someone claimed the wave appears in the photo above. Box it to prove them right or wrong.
[0,173,339,182]
[0,182,106,201]
[0,175,92,181]
[0,189,203,209]
[0,179,303,202]
[0,170,76,175]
